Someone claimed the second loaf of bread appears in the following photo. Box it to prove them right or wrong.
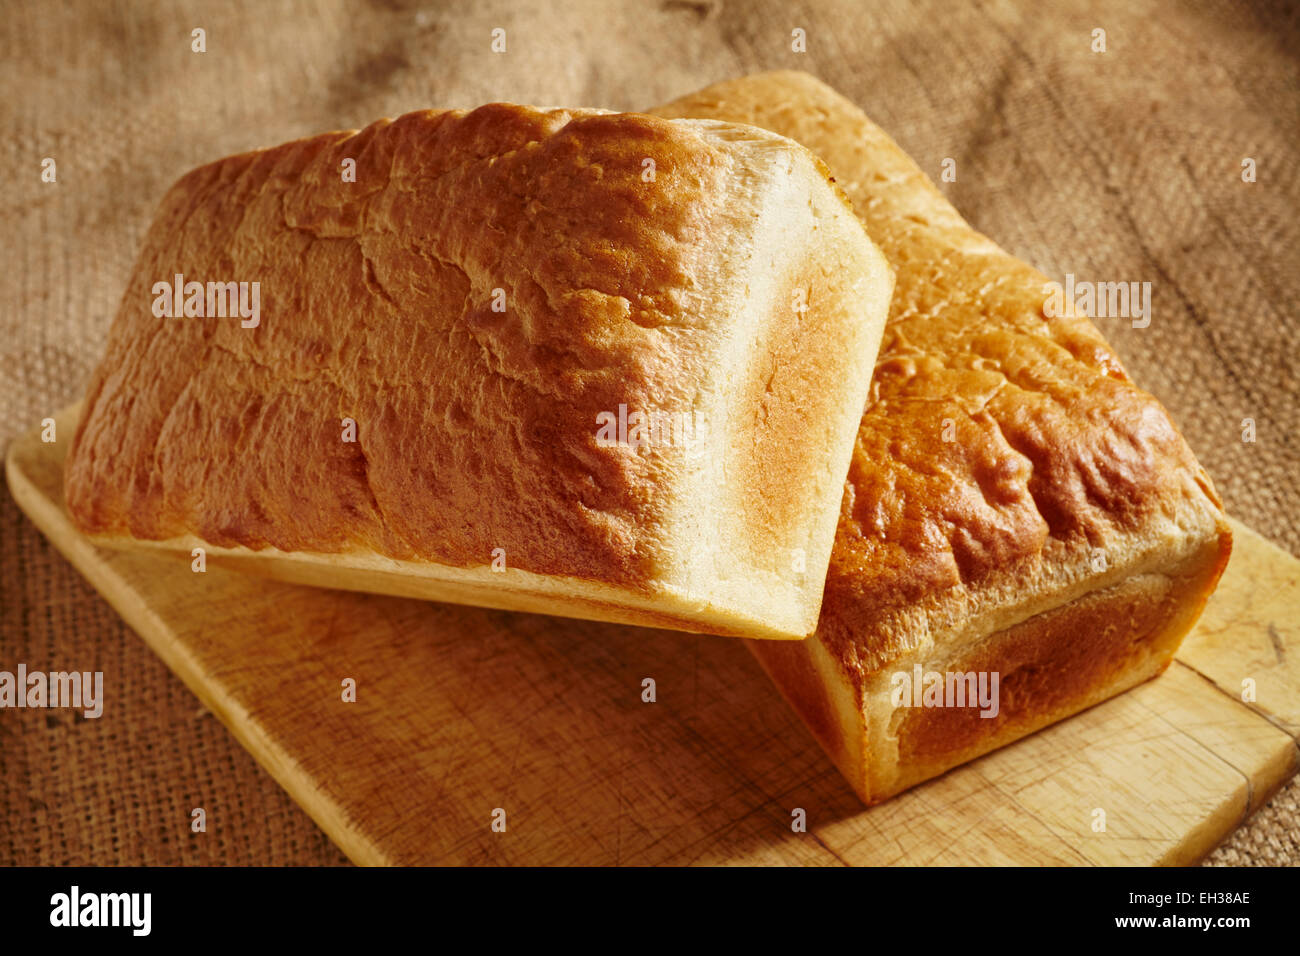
[653,71,1232,800]
[64,104,895,640]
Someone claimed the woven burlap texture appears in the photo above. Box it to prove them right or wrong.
[2,0,1296,865]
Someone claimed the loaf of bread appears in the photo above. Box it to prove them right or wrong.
[63,104,895,641]
[653,72,1233,802]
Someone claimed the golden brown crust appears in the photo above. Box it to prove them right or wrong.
[63,100,895,639]
[653,70,1232,673]
[747,521,1230,804]
[885,537,1230,801]
[656,71,1233,800]
[69,107,725,581]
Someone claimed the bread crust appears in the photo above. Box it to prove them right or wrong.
[64,102,894,639]
[654,71,1233,800]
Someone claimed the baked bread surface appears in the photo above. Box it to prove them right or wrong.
[653,71,1233,800]
[65,102,895,640]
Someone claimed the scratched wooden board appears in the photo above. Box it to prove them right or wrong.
[7,406,1299,865]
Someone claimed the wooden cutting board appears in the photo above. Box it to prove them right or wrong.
[7,405,1299,865]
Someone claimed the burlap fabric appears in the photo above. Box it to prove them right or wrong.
[2,0,1296,866]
